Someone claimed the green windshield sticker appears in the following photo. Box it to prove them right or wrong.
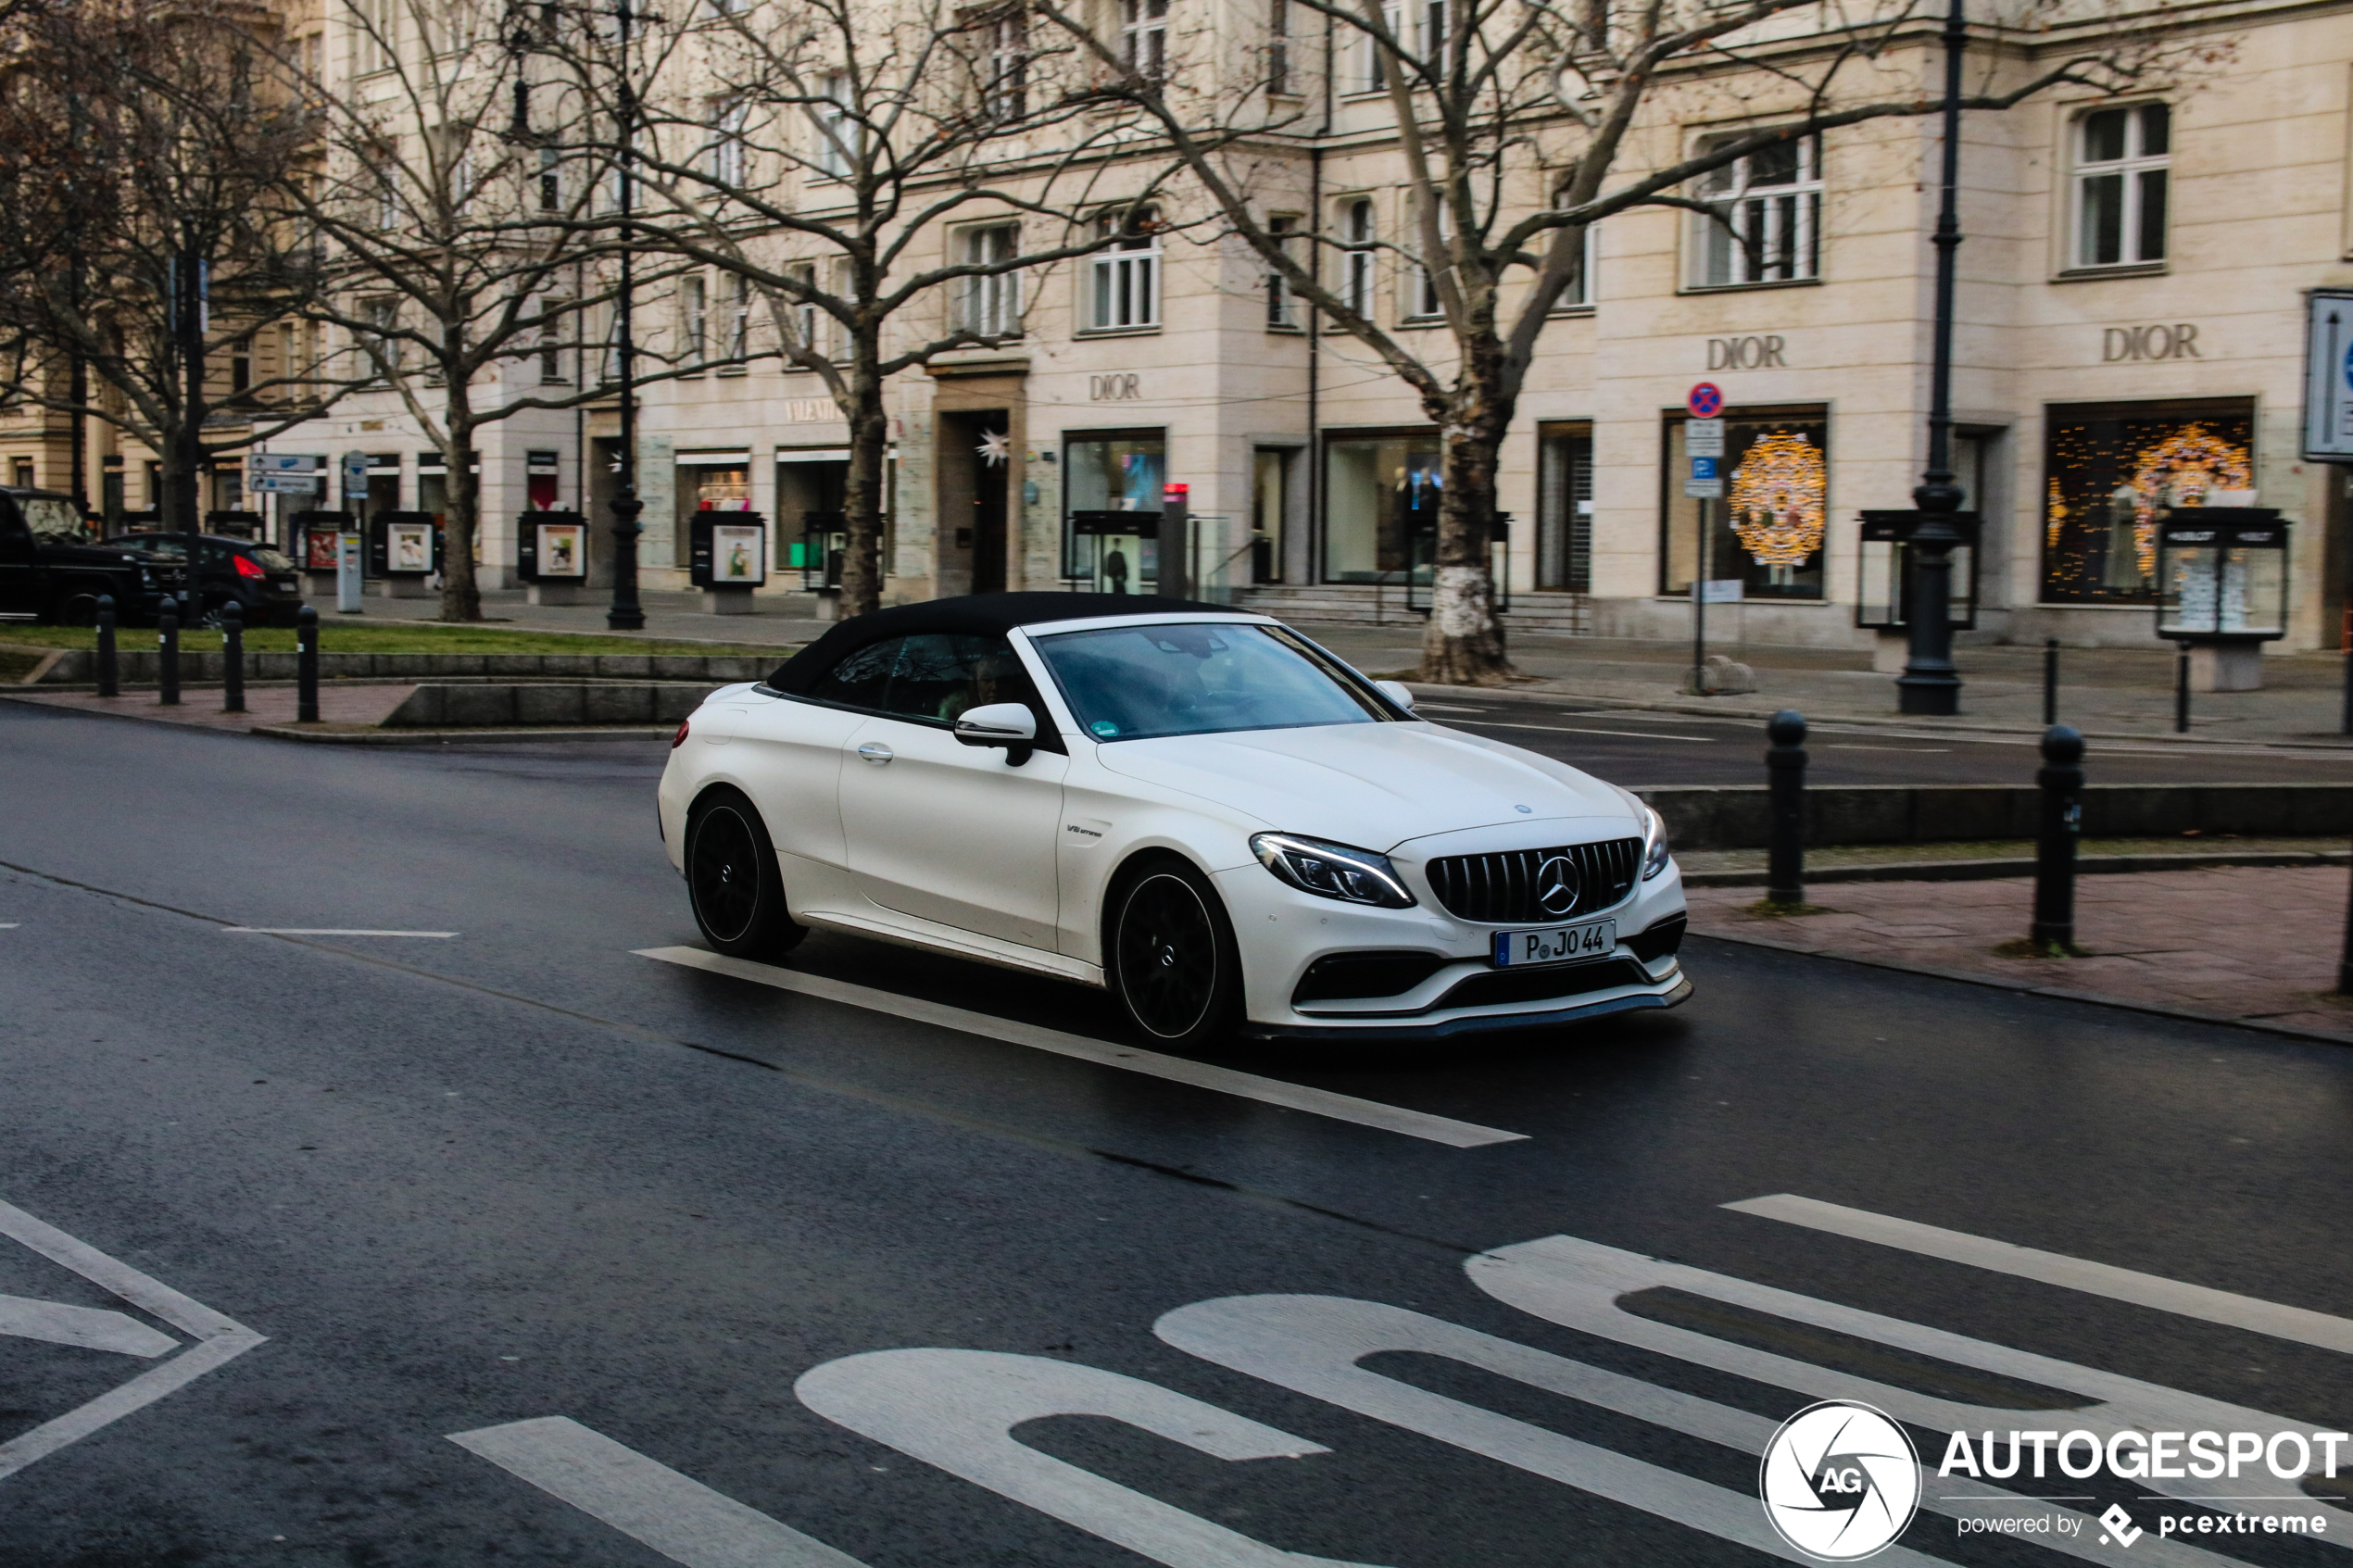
[1090,720,1120,737]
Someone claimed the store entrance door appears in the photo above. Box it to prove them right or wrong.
[939,410,1011,596]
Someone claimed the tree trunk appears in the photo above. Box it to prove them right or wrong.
[438,433,482,621]
[838,353,887,619]
[1416,420,1514,685]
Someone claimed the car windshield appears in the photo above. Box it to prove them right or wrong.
[1030,621,1394,742]
[20,497,86,543]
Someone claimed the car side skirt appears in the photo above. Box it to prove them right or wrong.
[795,908,1106,989]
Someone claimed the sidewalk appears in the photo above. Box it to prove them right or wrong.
[1685,864,2353,1043]
[362,587,823,647]
[1306,625,2353,748]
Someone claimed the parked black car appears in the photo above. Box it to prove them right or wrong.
[0,487,170,625]
[110,531,305,627]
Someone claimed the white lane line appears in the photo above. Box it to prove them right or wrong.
[1452,721,1716,743]
[635,946,1528,1148]
[450,1417,870,1568]
[0,923,19,929]
[223,928,459,938]
[0,1197,265,1483]
[1823,745,1952,753]
[0,1293,177,1357]
[1727,1193,2353,1354]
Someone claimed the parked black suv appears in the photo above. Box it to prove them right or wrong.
[110,532,305,627]
[0,487,170,625]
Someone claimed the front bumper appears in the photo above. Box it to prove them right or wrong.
[1212,859,1691,1039]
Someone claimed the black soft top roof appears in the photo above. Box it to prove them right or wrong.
[766,591,1243,693]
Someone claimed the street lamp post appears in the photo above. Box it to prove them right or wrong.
[604,1,646,632]
[1895,0,1968,716]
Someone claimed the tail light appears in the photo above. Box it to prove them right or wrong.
[671,720,690,748]
[233,554,265,580]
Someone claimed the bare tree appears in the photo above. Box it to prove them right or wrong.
[254,0,687,621]
[1049,0,2206,682]
[585,0,1201,617]
[0,0,337,561]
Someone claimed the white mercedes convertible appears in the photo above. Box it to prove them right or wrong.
[657,593,1690,1045]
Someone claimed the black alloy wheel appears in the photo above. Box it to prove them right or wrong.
[1113,864,1239,1046]
[686,794,804,959]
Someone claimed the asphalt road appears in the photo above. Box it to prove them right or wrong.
[1409,695,2353,786]
[4,704,2351,1567]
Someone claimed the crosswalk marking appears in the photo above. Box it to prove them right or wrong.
[1726,1193,2353,1355]
[0,1293,176,1357]
[635,945,1527,1148]
[449,1417,869,1568]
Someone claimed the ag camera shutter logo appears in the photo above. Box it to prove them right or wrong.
[1759,1399,1922,1561]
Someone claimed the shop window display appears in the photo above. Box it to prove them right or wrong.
[2040,400,2254,604]
[1659,408,1828,599]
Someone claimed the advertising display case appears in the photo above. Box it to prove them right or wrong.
[689,511,769,613]
[366,510,439,597]
[515,511,588,583]
[1069,510,1154,595]
[2154,507,2289,690]
[1855,512,1982,631]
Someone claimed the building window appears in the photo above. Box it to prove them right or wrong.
[708,99,749,187]
[13,458,33,488]
[959,223,1021,337]
[538,146,561,212]
[1266,0,1290,94]
[1356,0,1403,91]
[815,76,856,178]
[2073,104,2169,269]
[362,0,396,72]
[1120,0,1166,79]
[1692,132,1821,287]
[682,275,709,369]
[1550,183,1599,308]
[1252,446,1291,582]
[231,353,251,395]
[1340,197,1374,317]
[1409,198,1448,320]
[538,299,568,383]
[1660,406,1830,599]
[980,8,1027,121]
[2042,398,2252,604]
[1265,215,1303,330]
[724,274,750,368]
[1324,431,1440,583]
[1536,424,1592,591]
[1088,207,1160,331]
[359,295,399,380]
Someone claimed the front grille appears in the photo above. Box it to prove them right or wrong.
[1424,837,1642,924]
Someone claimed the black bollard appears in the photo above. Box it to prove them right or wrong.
[220,599,245,713]
[157,599,180,706]
[2174,640,2191,734]
[2043,637,2058,727]
[296,604,319,723]
[1765,709,1807,908]
[2032,724,2085,952]
[94,595,118,697]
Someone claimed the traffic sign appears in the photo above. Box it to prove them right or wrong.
[1687,383,1724,419]
[246,453,320,474]
[2303,290,2353,460]
[248,473,321,494]
[1687,418,1724,458]
[1684,456,1723,499]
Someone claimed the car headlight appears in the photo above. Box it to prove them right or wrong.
[1641,805,1672,881]
[1250,832,1416,909]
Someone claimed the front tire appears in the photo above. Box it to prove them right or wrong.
[686,792,806,959]
[1109,860,1240,1047]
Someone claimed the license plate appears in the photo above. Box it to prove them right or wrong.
[1491,918,1617,968]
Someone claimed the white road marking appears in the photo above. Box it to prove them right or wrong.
[0,922,19,929]
[1407,702,1486,713]
[0,1293,177,1356]
[1727,1192,2353,1355]
[635,946,1527,1148]
[0,1197,265,1482]
[451,1417,870,1568]
[797,1349,1374,1568]
[1453,721,1715,743]
[1823,745,1952,753]
[223,928,459,937]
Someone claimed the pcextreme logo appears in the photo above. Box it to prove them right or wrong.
[1760,1400,1923,1561]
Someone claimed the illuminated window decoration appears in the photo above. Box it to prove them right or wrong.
[1727,430,1827,578]
[2040,400,2254,605]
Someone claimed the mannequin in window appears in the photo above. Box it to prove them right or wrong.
[1104,543,1130,594]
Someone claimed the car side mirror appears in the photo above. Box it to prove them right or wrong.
[953,701,1038,765]
[1376,680,1416,711]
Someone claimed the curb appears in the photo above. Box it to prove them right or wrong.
[1681,848,2353,887]
[254,724,673,746]
[1690,929,2353,1050]
[1401,679,2353,753]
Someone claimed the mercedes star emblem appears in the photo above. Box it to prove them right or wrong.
[1534,855,1580,917]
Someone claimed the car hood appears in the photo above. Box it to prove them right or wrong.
[1092,721,1639,850]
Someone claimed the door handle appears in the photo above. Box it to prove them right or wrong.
[856,742,895,764]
